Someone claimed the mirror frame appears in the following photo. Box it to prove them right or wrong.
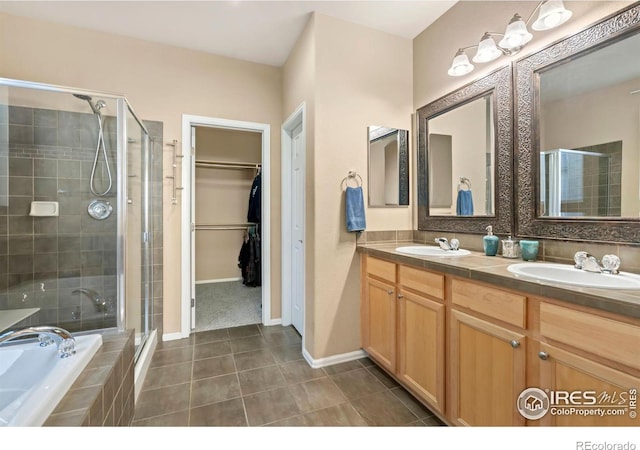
[417,64,513,234]
[514,3,640,243]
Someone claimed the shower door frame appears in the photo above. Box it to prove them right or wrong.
[0,77,152,347]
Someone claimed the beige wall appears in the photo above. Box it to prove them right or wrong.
[0,12,283,335]
[283,15,317,352]
[194,128,261,282]
[311,14,413,358]
[282,13,413,359]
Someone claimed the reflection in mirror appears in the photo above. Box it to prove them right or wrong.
[514,2,640,242]
[538,32,640,218]
[367,126,409,207]
[427,94,494,216]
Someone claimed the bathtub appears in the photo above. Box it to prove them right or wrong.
[0,333,103,426]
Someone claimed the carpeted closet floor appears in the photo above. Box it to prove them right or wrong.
[195,281,262,332]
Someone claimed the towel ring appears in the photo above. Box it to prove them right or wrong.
[458,177,471,191]
[341,171,363,190]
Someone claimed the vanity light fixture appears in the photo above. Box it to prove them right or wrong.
[448,0,572,76]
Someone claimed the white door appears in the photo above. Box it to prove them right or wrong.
[291,123,304,334]
[190,126,197,328]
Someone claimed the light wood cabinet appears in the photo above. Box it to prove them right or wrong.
[449,309,527,426]
[361,256,446,414]
[360,253,640,427]
[534,301,640,426]
[397,288,445,413]
[537,343,638,426]
[362,275,396,373]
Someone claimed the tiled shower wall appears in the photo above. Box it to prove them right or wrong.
[0,104,163,337]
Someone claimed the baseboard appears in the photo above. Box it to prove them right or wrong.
[162,331,188,342]
[302,347,367,369]
[134,329,157,402]
[263,318,282,326]
[195,277,242,284]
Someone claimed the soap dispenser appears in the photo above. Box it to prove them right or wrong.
[483,225,499,256]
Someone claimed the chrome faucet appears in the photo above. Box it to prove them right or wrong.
[574,251,621,275]
[0,326,76,358]
[435,237,460,251]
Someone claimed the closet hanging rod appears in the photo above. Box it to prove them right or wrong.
[195,160,261,170]
[195,222,257,231]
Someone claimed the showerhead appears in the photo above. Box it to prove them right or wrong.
[73,93,93,102]
[73,93,105,115]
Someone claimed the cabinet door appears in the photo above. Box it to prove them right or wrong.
[397,289,445,413]
[362,276,396,372]
[537,343,639,426]
[450,309,526,426]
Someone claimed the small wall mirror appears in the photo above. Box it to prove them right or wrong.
[417,64,513,235]
[515,3,640,242]
[367,126,409,207]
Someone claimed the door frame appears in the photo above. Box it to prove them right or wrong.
[180,114,271,337]
[281,103,306,334]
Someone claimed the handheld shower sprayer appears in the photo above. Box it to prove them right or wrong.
[72,93,112,197]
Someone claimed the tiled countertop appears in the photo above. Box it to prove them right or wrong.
[357,243,640,319]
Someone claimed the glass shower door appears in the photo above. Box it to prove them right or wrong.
[122,102,151,359]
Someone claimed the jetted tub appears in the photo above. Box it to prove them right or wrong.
[0,333,103,426]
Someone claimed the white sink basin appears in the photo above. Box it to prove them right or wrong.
[395,246,471,257]
[507,262,640,290]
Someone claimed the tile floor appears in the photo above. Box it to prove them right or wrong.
[132,324,446,426]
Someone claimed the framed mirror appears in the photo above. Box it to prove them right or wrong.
[515,3,640,242]
[367,126,409,207]
[417,64,513,234]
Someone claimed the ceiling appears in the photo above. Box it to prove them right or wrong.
[0,0,457,67]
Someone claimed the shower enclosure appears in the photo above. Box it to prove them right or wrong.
[0,78,162,361]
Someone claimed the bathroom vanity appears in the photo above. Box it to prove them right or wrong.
[358,243,640,427]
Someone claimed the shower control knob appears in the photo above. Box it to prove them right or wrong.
[87,200,113,220]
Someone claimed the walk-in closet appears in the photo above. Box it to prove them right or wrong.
[193,126,262,332]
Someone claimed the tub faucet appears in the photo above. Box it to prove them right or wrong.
[435,237,460,251]
[0,326,76,358]
[73,288,110,314]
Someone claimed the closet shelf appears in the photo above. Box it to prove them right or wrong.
[196,160,261,170]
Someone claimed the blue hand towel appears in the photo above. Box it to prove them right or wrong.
[345,186,366,232]
[456,189,474,216]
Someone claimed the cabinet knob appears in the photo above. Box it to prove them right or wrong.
[387,289,394,295]
[538,351,549,360]
[510,340,520,349]
[397,294,404,299]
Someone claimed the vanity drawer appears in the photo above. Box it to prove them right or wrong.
[451,279,527,328]
[398,265,444,300]
[366,256,396,283]
[540,302,640,370]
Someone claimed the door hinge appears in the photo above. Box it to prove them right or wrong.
[191,298,195,307]
[143,231,149,243]
[191,222,195,232]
